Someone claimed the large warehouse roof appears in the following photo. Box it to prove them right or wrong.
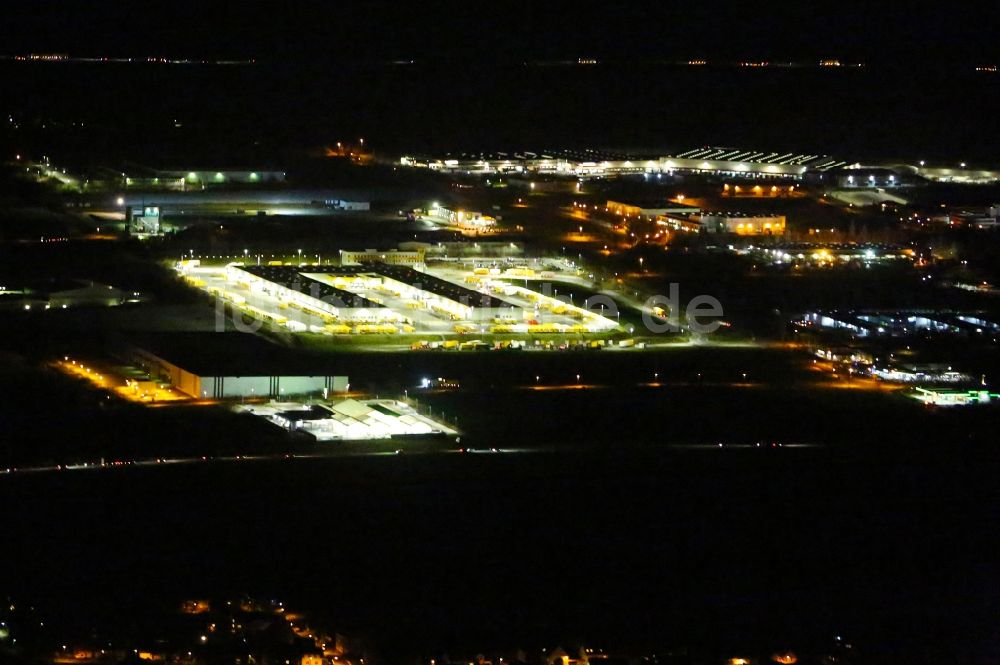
[242,264,517,309]
[669,146,848,172]
[367,264,518,309]
[241,265,384,308]
[126,332,345,376]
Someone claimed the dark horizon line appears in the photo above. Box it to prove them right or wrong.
[3,53,999,70]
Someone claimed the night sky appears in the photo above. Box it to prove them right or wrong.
[3,1,1000,66]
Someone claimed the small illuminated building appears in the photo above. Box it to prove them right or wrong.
[243,398,458,441]
[815,346,874,365]
[656,214,703,233]
[756,244,916,266]
[453,210,497,231]
[123,168,286,189]
[723,182,797,197]
[871,363,971,384]
[340,248,425,266]
[176,169,285,185]
[606,199,700,218]
[911,387,1000,406]
[411,240,525,258]
[126,205,162,236]
[799,310,1000,338]
[546,646,625,665]
[430,206,498,231]
[325,199,370,211]
[3,279,131,310]
[694,213,786,235]
[179,599,211,614]
[830,168,909,188]
[949,206,1000,229]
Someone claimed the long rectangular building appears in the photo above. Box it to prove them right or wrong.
[227,263,520,322]
[400,146,848,179]
[125,334,349,399]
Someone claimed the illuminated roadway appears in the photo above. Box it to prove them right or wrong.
[0,440,820,479]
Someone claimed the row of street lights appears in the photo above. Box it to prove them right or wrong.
[182,249,323,264]
[529,372,750,385]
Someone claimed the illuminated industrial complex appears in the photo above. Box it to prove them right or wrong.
[400,147,850,179]
[178,260,621,335]
[238,398,459,441]
[400,146,1000,184]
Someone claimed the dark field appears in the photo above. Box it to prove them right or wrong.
[4,61,1000,164]
[2,341,999,663]
[1,438,997,664]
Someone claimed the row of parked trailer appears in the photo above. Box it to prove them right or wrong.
[409,338,639,351]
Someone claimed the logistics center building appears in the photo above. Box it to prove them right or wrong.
[126,334,349,400]
[400,147,849,179]
[227,263,522,323]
